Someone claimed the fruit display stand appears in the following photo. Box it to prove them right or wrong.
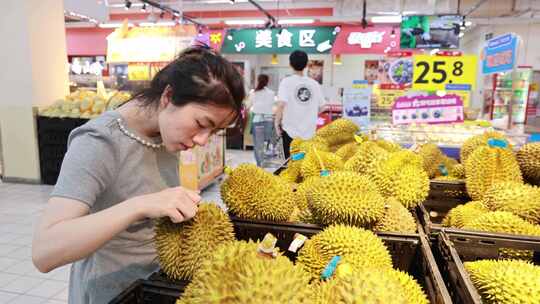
[437,230,540,304]
[108,278,187,304]
[178,132,225,191]
[36,115,90,184]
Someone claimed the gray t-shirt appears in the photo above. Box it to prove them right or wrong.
[51,110,179,304]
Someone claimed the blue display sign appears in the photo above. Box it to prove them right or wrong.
[482,33,518,74]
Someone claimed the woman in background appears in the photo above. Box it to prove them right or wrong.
[247,74,276,166]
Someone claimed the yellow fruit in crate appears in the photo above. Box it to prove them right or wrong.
[344,141,389,175]
[374,139,402,152]
[177,241,313,304]
[314,271,407,304]
[307,172,385,227]
[460,131,509,162]
[79,98,94,113]
[464,259,540,304]
[465,143,523,201]
[221,164,297,222]
[483,181,540,224]
[154,203,235,281]
[516,142,540,183]
[314,118,359,147]
[417,143,446,178]
[92,100,107,115]
[296,225,392,280]
[300,150,343,179]
[68,108,81,118]
[334,142,360,161]
[442,201,488,228]
[374,198,417,233]
[80,112,92,119]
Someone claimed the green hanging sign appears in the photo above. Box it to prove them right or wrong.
[221,27,338,54]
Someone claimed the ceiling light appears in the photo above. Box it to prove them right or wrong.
[225,19,266,25]
[465,20,472,27]
[277,19,315,25]
[371,15,402,23]
[99,22,134,28]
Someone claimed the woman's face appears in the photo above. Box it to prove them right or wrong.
[158,92,236,153]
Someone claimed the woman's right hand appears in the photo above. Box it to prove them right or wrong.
[131,187,201,223]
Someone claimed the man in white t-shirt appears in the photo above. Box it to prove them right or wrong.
[275,50,325,159]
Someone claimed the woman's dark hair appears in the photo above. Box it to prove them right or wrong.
[255,74,269,91]
[129,47,246,123]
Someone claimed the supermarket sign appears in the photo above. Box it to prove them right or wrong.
[392,94,464,125]
[221,27,337,54]
[482,33,518,74]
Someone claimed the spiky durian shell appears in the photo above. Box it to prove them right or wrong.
[449,163,466,179]
[177,241,313,304]
[374,198,417,233]
[374,139,403,153]
[221,164,297,221]
[465,145,523,201]
[314,118,359,147]
[464,259,540,304]
[417,143,446,178]
[300,150,344,179]
[460,131,509,163]
[483,181,540,224]
[296,225,393,280]
[442,201,488,228]
[279,160,303,183]
[392,165,430,209]
[516,142,540,184]
[344,141,390,175]
[314,272,408,304]
[335,142,360,161]
[307,171,386,227]
[154,203,235,281]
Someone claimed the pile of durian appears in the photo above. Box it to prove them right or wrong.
[221,118,430,234]
[153,204,429,303]
[39,89,131,119]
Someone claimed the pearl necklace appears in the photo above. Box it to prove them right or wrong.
[116,118,164,149]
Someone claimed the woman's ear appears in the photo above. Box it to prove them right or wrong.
[159,85,173,109]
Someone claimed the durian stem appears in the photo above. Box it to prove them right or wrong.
[313,147,326,171]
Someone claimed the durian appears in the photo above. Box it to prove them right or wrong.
[442,201,489,228]
[177,241,313,304]
[483,181,540,224]
[516,142,540,184]
[314,271,407,304]
[296,225,393,280]
[417,143,446,178]
[374,139,403,153]
[335,142,360,161]
[300,150,344,179]
[154,203,235,280]
[344,141,389,175]
[465,145,523,201]
[306,172,385,227]
[374,198,417,233]
[279,160,302,183]
[314,118,359,148]
[449,163,466,179]
[460,131,509,163]
[465,259,540,304]
[221,164,297,221]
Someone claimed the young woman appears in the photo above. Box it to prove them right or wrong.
[32,47,245,304]
[246,74,276,166]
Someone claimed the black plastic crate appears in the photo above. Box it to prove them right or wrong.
[109,279,187,304]
[428,179,469,201]
[437,230,540,304]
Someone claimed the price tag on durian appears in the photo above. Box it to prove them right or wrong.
[438,164,449,176]
[320,170,330,177]
[321,256,341,280]
[257,233,278,258]
[291,152,306,161]
[529,133,540,143]
[288,233,307,253]
[487,138,508,148]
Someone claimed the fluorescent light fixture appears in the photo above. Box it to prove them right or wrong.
[139,21,176,27]
[458,32,464,38]
[98,22,134,28]
[465,20,473,26]
[277,19,315,25]
[225,19,266,25]
[371,15,402,23]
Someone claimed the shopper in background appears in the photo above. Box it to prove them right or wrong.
[31,47,245,304]
[246,74,276,166]
[275,50,326,159]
